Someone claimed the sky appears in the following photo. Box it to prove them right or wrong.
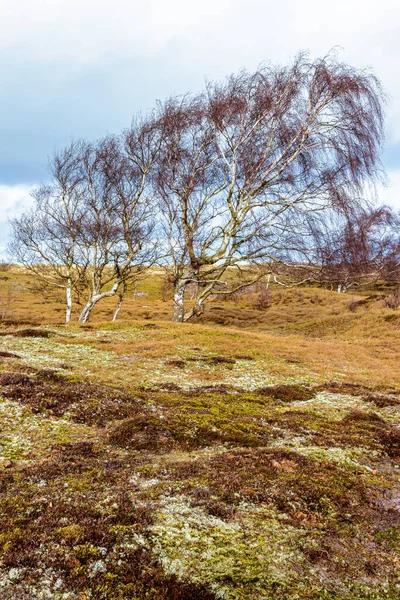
[1,0,399,256]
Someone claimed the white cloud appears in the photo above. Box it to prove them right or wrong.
[0,0,398,140]
[0,184,34,220]
[0,0,231,62]
[377,170,400,210]
[0,184,34,258]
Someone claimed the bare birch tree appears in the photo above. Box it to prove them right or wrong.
[156,53,385,321]
[10,117,160,324]
[9,142,85,323]
[76,119,160,323]
[313,205,400,292]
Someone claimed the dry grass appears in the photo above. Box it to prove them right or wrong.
[0,267,400,598]
[1,266,400,390]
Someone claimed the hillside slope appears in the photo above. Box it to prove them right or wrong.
[0,271,399,598]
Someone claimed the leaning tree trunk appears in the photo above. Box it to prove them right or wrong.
[182,280,216,322]
[78,297,99,323]
[182,297,205,322]
[172,272,217,322]
[112,293,123,322]
[78,281,121,323]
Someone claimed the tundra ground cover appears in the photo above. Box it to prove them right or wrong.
[0,272,400,598]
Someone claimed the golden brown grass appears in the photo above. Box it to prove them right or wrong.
[1,268,400,598]
[1,266,399,390]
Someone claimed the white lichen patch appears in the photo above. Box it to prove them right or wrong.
[295,446,377,472]
[0,567,75,599]
[290,391,373,416]
[0,397,94,461]
[150,495,307,599]
[290,391,399,424]
[0,336,116,377]
[87,559,107,578]
[138,358,318,390]
[0,326,319,391]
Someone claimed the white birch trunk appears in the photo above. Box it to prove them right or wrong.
[66,282,72,324]
[78,281,121,323]
[112,294,123,322]
[173,280,186,322]
[78,298,98,323]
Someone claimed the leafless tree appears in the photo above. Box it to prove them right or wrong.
[313,205,400,292]
[9,141,85,323]
[10,53,386,324]
[380,211,400,284]
[384,288,400,309]
[0,261,11,272]
[10,117,160,324]
[155,52,385,321]
[0,282,23,321]
[76,119,160,323]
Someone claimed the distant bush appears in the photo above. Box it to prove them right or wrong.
[0,261,11,272]
[251,287,272,310]
[384,288,400,310]
[346,298,366,312]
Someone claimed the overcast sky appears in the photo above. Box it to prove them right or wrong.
[1,0,399,255]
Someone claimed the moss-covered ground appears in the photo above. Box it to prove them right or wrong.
[0,272,400,598]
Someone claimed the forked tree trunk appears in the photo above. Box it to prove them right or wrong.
[182,297,205,322]
[79,297,99,323]
[172,274,216,322]
[78,281,121,323]
[337,283,351,293]
[182,280,217,322]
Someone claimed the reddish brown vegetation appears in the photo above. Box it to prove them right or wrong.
[0,455,216,599]
[0,370,145,424]
[258,384,314,402]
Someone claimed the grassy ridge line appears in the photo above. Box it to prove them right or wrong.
[1,265,399,330]
[1,316,398,390]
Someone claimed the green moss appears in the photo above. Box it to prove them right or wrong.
[151,495,308,599]
[375,525,400,549]
[73,544,102,561]
[0,527,23,554]
[56,524,85,543]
